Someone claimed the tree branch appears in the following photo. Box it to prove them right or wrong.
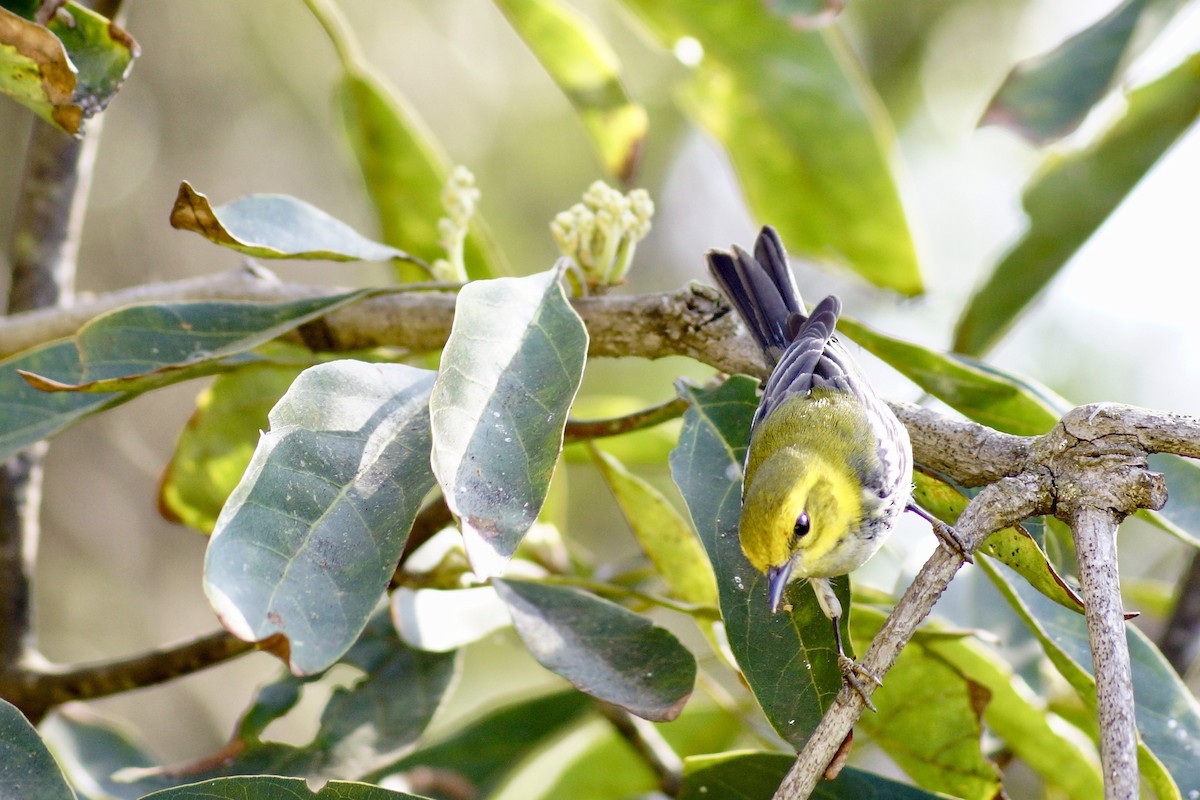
[0,630,254,723]
[2,111,104,670]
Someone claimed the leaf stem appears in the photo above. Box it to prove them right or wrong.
[534,574,720,621]
[302,0,367,73]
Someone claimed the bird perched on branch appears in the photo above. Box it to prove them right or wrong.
[706,226,965,705]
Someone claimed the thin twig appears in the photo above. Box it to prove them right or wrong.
[593,700,684,795]
[564,397,689,442]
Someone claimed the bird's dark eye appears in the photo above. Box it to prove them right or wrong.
[793,512,811,542]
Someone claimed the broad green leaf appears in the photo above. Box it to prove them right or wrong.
[536,704,740,800]
[983,559,1200,798]
[912,471,1086,614]
[159,365,305,533]
[492,578,696,721]
[235,673,304,743]
[430,266,587,577]
[0,339,125,462]
[669,376,846,748]
[680,752,946,800]
[837,315,1058,436]
[852,637,1001,798]
[366,691,592,793]
[337,69,504,279]
[494,0,647,181]
[590,446,717,607]
[17,292,370,394]
[169,182,418,264]
[920,628,1105,800]
[981,0,1185,143]
[955,50,1200,356]
[621,1,921,295]
[41,708,159,800]
[0,3,137,134]
[0,698,74,800]
[313,612,458,773]
[204,361,437,675]
[851,609,1023,800]
[138,776,424,799]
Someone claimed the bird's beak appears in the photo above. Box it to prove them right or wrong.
[767,562,794,613]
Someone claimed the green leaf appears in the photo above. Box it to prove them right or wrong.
[0,3,137,134]
[367,691,592,793]
[234,673,304,743]
[138,776,425,799]
[849,609,1001,800]
[837,315,1058,436]
[337,69,504,279]
[955,50,1200,356]
[168,182,419,264]
[680,752,946,799]
[492,578,696,721]
[983,558,1200,797]
[981,0,1185,143]
[16,292,371,394]
[313,612,458,772]
[41,708,158,800]
[0,339,125,462]
[590,446,717,608]
[621,0,921,295]
[204,360,437,675]
[430,265,587,577]
[494,0,647,181]
[536,704,740,800]
[668,376,846,748]
[160,365,306,533]
[0,698,75,800]
[920,628,1105,800]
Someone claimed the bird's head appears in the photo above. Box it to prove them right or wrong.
[738,447,863,612]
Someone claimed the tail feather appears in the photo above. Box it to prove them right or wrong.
[706,226,806,363]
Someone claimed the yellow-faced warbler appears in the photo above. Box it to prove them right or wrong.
[707,226,965,703]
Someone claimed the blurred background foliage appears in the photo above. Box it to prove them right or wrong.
[2,0,1200,796]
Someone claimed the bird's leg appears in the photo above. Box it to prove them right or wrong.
[908,502,973,564]
[811,577,881,712]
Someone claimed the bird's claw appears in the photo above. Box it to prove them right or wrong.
[838,654,882,712]
[909,503,974,564]
[931,517,973,564]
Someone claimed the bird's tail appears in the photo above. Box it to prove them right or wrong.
[705,226,806,364]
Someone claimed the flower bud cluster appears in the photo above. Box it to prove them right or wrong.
[551,180,654,294]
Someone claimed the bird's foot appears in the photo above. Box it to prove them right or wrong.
[909,504,973,564]
[838,654,882,712]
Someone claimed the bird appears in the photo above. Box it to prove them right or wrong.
[706,225,965,706]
